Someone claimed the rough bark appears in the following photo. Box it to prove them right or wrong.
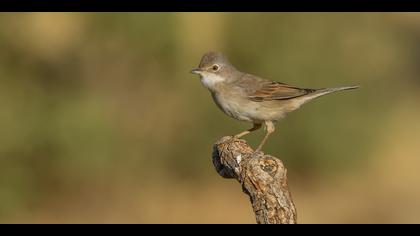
[212,136,297,224]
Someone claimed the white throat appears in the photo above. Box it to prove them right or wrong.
[200,73,226,90]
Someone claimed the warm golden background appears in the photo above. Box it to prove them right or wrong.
[1,13,420,224]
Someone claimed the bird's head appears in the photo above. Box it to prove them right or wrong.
[191,51,238,90]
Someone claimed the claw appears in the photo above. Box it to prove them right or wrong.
[252,149,264,157]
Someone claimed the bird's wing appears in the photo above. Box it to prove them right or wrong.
[235,74,316,102]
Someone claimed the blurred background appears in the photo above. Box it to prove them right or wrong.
[0,13,420,223]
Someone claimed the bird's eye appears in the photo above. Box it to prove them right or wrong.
[212,64,220,71]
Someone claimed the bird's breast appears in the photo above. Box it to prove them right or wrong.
[211,92,256,123]
[210,91,293,123]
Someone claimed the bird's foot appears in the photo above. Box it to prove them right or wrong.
[229,135,240,142]
[232,135,246,140]
[252,149,264,157]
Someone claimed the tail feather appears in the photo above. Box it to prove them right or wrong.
[302,85,359,102]
[313,85,358,97]
[319,86,359,93]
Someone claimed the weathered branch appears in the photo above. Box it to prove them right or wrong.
[212,136,297,224]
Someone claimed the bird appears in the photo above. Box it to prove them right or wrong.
[191,51,358,152]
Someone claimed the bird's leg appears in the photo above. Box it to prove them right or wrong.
[234,123,262,138]
[255,121,275,152]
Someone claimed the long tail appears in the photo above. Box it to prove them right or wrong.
[303,85,359,102]
[317,85,359,95]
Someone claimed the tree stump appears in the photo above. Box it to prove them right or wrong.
[212,136,297,224]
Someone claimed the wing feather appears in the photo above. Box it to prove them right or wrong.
[234,74,316,102]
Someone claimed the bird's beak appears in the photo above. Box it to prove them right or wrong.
[190,68,202,74]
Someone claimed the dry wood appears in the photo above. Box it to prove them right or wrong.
[212,136,297,224]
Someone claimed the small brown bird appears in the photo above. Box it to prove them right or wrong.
[191,51,358,152]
